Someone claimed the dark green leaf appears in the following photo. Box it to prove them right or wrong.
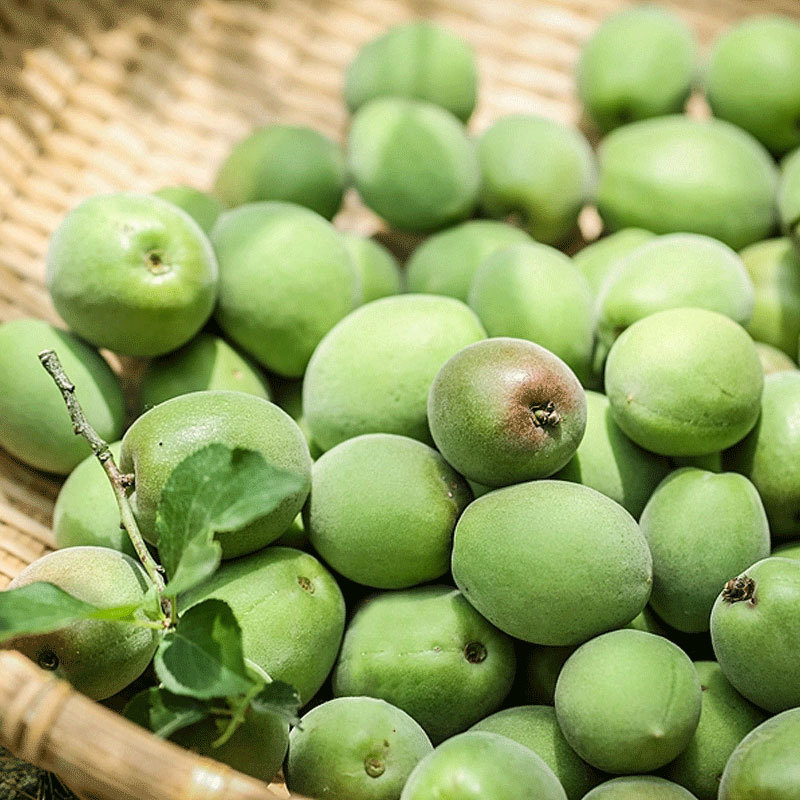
[163,536,221,598]
[251,680,302,727]
[124,687,208,739]
[154,599,253,699]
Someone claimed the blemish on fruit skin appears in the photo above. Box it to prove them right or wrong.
[722,575,756,606]
[37,650,59,671]
[297,575,315,593]
[463,641,487,663]
[364,757,385,778]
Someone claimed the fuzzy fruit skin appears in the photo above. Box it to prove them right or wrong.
[341,234,402,303]
[555,390,671,518]
[640,468,771,633]
[214,126,345,219]
[577,7,695,134]
[286,697,433,800]
[332,586,516,744]
[139,333,270,410]
[596,116,778,251]
[555,629,702,773]
[182,547,344,704]
[718,708,800,800]
[605,308,763,457]
[706,16,800,156]
[0,319,125,474]
[348,98,479,232]
[400,732,567,800]
[4,547,158,700]
[471,706,601,800]
[53,442,133,555]
[573,228,655,296]
[726,372,800,538]
[773,540,800,559]
[468,244,595,385]
[710,557,800,713]
[305,434,472,589]
[46,193,218,357]
[583,777,698,800]
[120,391,311,559]
[303,294,486,452]
[428,338,587,487]
[661,661,767,800]
[477,115,595,246]
[405,220,530,302]
[779,147,800,244]
[153,186,221,233]
[212,202,360,378]
[755,342,797,375]
[344,21,477,122]
[452,480,652,645]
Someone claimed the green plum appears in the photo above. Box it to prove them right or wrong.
[270,377,321,459]
[573,228,655,296]
[779,146,800,243]
[583,777,698,800]
[153,186,221,233]
[341,233,402,303]
[755,342,797,375]
[773,540,800,559]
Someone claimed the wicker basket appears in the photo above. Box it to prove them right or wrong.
[1,1,798,798]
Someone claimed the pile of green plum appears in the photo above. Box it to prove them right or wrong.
[2,8,800,800]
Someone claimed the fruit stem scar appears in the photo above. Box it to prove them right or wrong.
[530,401,560,428]
[364,757,385,778]
[146,250,169,275]
[722,575,756,606]
[297,576,315,593]
[463,641,487,663]
[37,650,59,671]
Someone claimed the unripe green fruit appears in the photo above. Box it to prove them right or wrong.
[428,338,587,487]
[773,540,800,560]
[4,547,158,700]
[153,186,221,233]
[605,308,763,456]
[214,125,345,219]
[0,318,124,474]
[740,238,800,358]
[348,98,480,232]
[573,228,655,296]
[471,706,601,800]
[718,708,800,800]
[755,342,797,375]
[286,697,433,800]
[303,294,485,452]
[305,434,471,588]
[405,220,530,302]
[46,193,218,357]
[779,146,800,244]
[182,547,344,704]
[706,16,800,156]
[640,468,771,633]
[468,244,595,384]
[212,202,360,378]
[577,6,695,134]
[344,21,477,122]
[270,378,322,460]
[583,777,698,800]
[596,116,778,250]
[661,661,767,800]
[400,732,567,800]
[341,234,402,303]
[555,629,702,773]
[477,115,595,246]
[120,391,311,559]
[726,372,800,538]
[452,481,652,645]
[555,390,671,518]
[332,586,516,743]
[139,333,270,410]
[53,442,133,555]
[710,557,800,713]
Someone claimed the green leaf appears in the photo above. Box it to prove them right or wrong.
[251,680,302,727]
[154,599,253,700]
[124,687,208,739]
[163,536,221,598]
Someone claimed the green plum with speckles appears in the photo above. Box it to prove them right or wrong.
[286,697,432,800]
[120,391,311,558]
[718,708,800,800]
[573,228,655,296]
[341,234,402,303]
[605,308,763,456]
[583,777,698,800]
[755,342,797,375]
[153,186,221,233]
[405,220,530,302]
[555,629,702,773]
[452,480,652,645]
[596,116,778,250]
[477,115,595,246]
[332,586,516,743]
[779,146,800,244]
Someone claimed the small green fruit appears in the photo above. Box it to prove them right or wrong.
[477,115,595,245]
[286,697,433,800]
[4,547,158,700]
[710,557,800,713]
[779,146,800,243]
[332,586,516,743]
[755,342,798,375]
[153,186,221,233]
[772,540,800,560]
[214,125,345,219]
[555,629,702,773]
[46,193,218,357]
[0,318,124,474]
[573,228,655,296]
[348,97,480,232]
[583,777,698,800]
[428,338,587,487]
[452,480,652,645]
[341,234,402,303]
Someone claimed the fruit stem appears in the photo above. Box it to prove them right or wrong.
[38,349,171,621]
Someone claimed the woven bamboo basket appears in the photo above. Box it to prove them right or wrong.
[1,1,799,798]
